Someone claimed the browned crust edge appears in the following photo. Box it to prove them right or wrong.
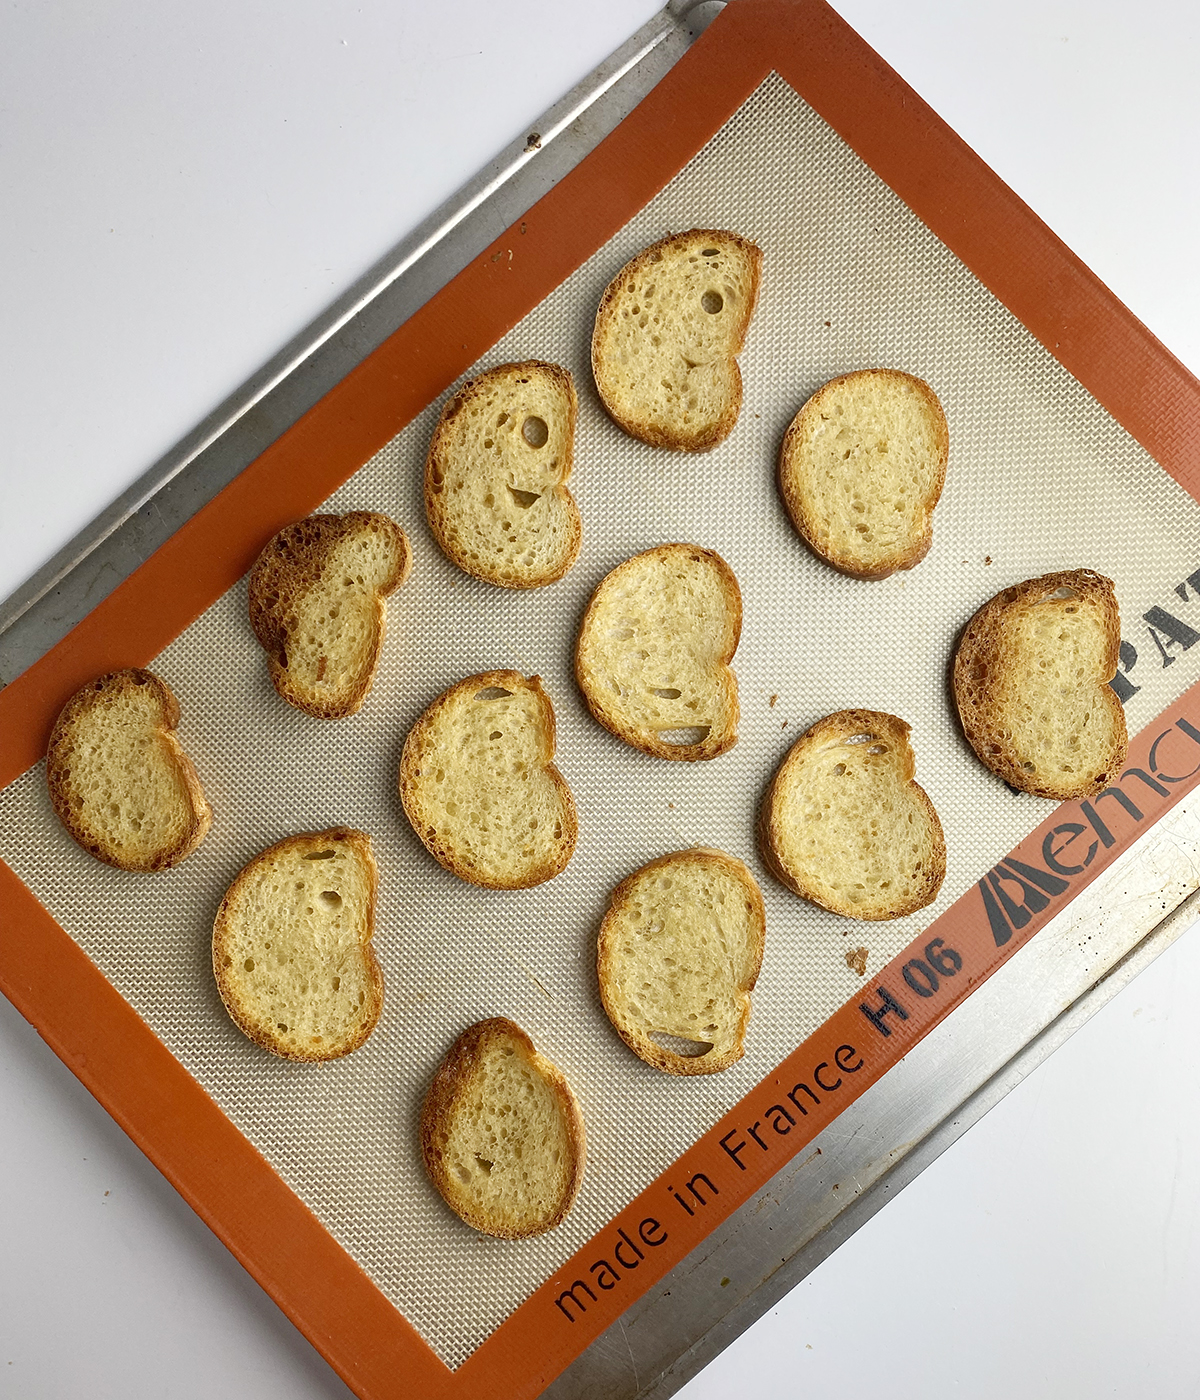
[211,827,383,1063]
[398,670,578,888]
[424,360,582,589]
[597,847,766,1076]
[575,543,742,762]
[419,1017,587,1239]
[248,511,411,719]
[45,669,212,872]
[952,569,1127,799]
[758,709,947,921]
[778,368,949,581]
[591,229,763,453]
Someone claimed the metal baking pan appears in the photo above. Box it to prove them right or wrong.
[3,3,1200,1396]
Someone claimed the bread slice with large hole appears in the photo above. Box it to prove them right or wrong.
[592,229,762,452]
[598,848,765,1076]
[46,669,211,871]
[399,670,577,888]
[212,827,383,1062]
[421,1018,586,1239]
[575,543,741,761]
[953,569,1127,799]
[778,369,949,580]
[425,360,581,587]
[761,710,946,920]
[248,511,410,719]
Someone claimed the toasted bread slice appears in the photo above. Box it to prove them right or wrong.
[598,848,765,1076]
[249,511,410,719]
[953,569,1127,799]
[421,1018,586,1239]
[761,710,946,920]
[425,361,581,588]
[778,369,949,580]
[399,671,577,888]
[46,669,211,871]
[575,544,741,761]
[212,827,383,1061]
[592,229,762,452]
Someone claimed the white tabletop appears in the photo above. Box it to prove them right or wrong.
[2,3,1199,1396]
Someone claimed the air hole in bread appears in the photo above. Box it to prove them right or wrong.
[1044,585,1080,601]
[243,958,255,972]
[474,1155,494,1175]
[489,730,502,740]
[652,687,682,700]
[1022,761,1036,772]
[701,290,723,314]
[657,726,711,746]
[302,849,337,861]
[701,248,720,257]
[648,1030,714,1057]
[522,416,549,448]
[319,890,342,910]
[832,763,847,776]
[842,733,876,745]
[474,686,514,701]
[867,743,889,755]
[507,485,541,509]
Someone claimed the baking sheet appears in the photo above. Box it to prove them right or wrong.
[3,72,1200,1368]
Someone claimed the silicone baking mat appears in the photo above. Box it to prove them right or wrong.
[4,68,1200,1371]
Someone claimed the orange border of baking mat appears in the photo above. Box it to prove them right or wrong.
[2,2,1199,1396]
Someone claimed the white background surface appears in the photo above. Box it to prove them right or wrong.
[1,2,1198,1396]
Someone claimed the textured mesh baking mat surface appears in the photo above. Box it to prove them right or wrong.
[5,74,1200,1367]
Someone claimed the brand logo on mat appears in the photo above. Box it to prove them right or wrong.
[1112,566,1200,703]
[977,716,1200,947]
